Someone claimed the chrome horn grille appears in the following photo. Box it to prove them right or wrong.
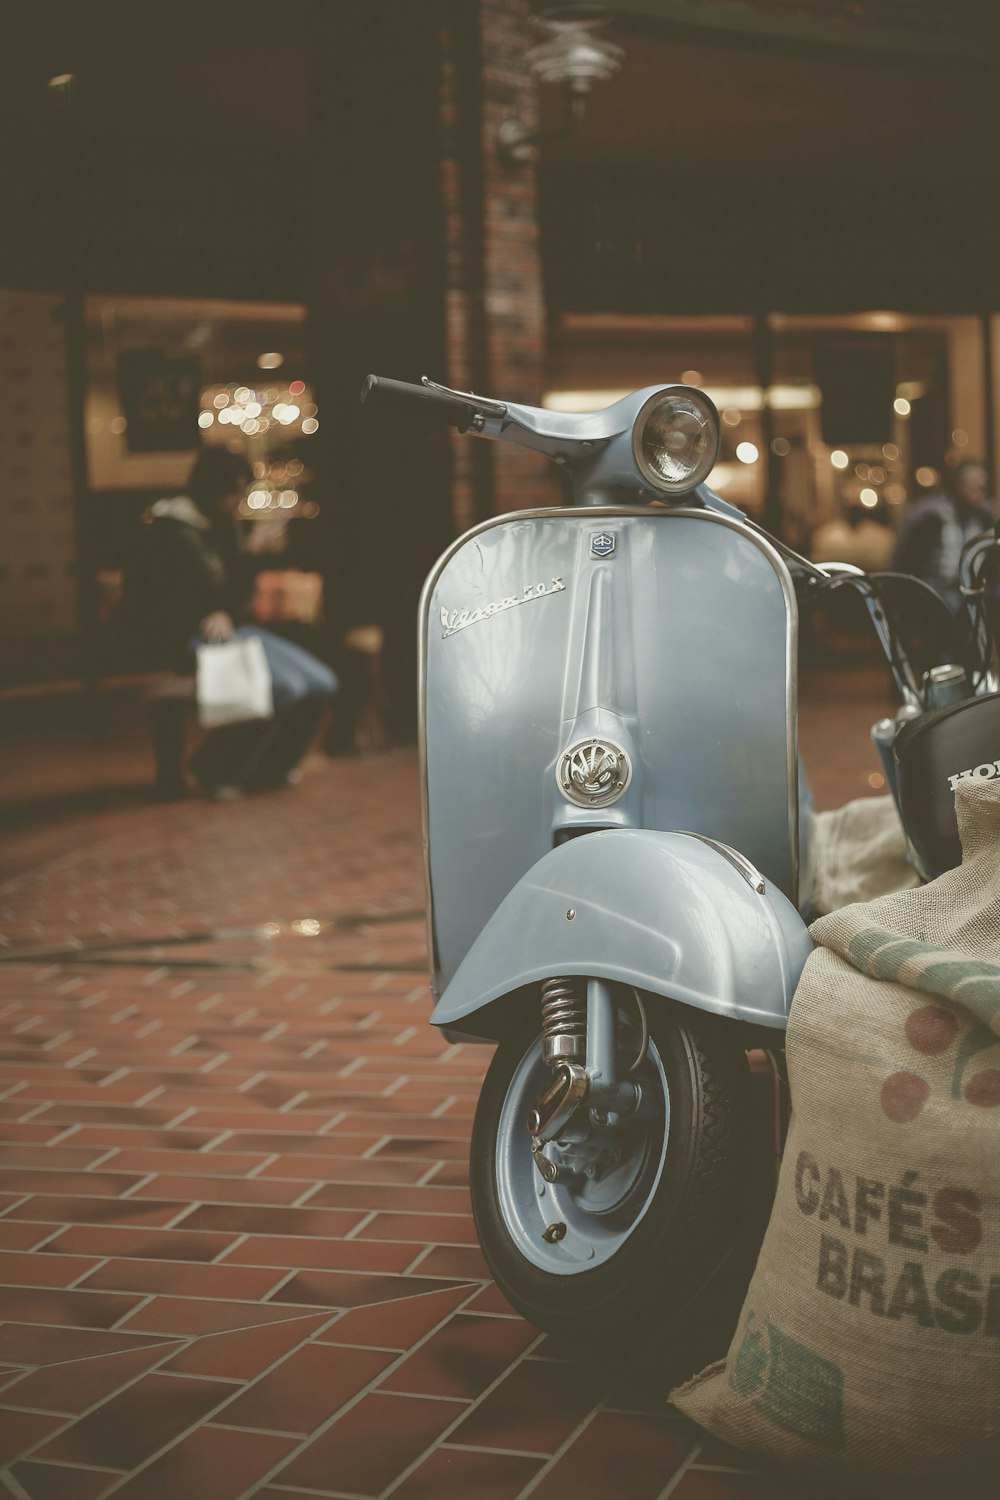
[557,737,632,808]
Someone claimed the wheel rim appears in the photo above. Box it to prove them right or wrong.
[494,1005,670,1275]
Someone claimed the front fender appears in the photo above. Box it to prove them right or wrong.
[430,828,812,1039]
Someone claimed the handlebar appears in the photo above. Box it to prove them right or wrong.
[361,374,477,433]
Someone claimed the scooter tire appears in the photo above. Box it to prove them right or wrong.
[469,1001,754,1350]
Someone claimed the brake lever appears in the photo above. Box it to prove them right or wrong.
[421,377,508,417]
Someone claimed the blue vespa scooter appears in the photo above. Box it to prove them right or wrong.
[360,374,844,1343]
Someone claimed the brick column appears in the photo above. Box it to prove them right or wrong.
[441,0,559,528]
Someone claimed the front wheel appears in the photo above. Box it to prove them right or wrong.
[470,994,753,1347]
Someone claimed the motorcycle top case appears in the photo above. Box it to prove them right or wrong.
[420,507,805,1001]
[894,689,1000,878]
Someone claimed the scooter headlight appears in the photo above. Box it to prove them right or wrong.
[631,387,720,495]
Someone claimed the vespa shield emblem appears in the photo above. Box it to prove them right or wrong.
[557,738,632,808]
[590,532,616,558]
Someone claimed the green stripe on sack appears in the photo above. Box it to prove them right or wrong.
[846,932,928,978]
[846,928,1000,1029]
[920,963,1000,1027]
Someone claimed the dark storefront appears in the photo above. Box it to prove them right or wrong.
[1,0,998,704]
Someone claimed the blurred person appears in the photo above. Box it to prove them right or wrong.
[125,447,337,799]
[890,459,994,612]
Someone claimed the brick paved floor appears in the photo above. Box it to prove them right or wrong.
[0,667,900,1500]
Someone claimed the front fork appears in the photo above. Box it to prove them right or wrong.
[528,976,645,1183]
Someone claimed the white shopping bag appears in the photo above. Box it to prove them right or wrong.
[196,636,273,729]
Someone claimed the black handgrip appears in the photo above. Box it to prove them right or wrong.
[361,374,475,432]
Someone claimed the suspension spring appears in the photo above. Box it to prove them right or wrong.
[540,975,586,1065]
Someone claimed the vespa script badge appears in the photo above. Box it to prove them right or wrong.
[440,577,566,638]
[557,738,633,808]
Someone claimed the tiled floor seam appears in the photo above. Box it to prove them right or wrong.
[27,1372,238,1496]
[290,1183,325,1209]
[373,1389,467,1405]
[117,1173,158,1199]
[0,1411,80,1475]
[211,1232,252,1265]
[246,1155,281,1179]
[66,1256,113,1289]
[260,1267,313,1302]
[0,1337,186,1387]
[9,1309,351,1487]
[651,1441,706,1500]
[164,1106,197,1128]
[17,1104,51,1124]
[110,1293,157,1330]
[234,1281,489,1497]
[415,1163,446,1186]
[209,1421,308,1437]
[688,1462,761,1474]
[0,1465,71,1500]
[441,1440,555,1461]
[0,1400,79,1419]
[342,1211,378,1241]
[498,1403,607,1500]
[200,1130,234,1151]
[266,1487,367,1500]
[82,1284,480,1499]
[160,1201,202,1230]
[98,1067,131,1087]
[373,1327,552,1500]
[6,1455,127,1479]
[83,1149,120,1171]
[0,1194,33,1219]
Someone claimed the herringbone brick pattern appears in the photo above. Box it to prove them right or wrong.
[0,669,898,1498]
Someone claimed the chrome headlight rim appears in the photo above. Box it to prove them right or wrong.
[631,385,721,496]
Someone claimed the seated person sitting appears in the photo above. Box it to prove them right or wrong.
[124,448,337,799]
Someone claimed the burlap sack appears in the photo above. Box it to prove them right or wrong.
[672,779,1000,1477]
[807,794,918,916]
